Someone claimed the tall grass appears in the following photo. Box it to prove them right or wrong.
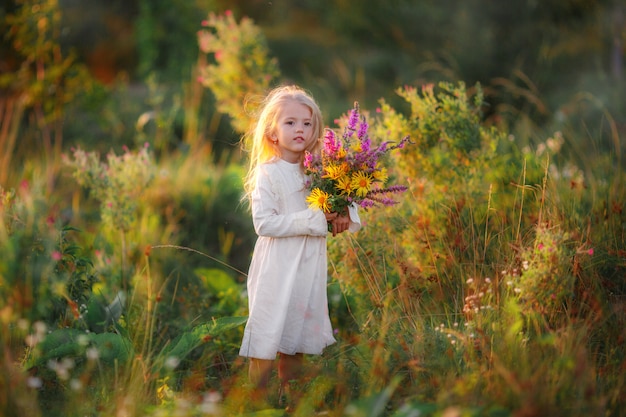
[1,87,624,416]
[323,82,625,416]
[1,10,624,417]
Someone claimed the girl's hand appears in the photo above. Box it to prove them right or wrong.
[324,212,338,222]
[330,213,350,237]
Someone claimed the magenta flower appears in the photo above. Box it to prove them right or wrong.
[304,151,313,169]
[323,129,342,156]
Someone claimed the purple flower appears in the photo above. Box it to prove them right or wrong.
[396,135,412,149]
[357,118,368,140]
[361,136,371,153]
[359,200,376,209]
[382,184,408,194]
[376,141,390,154]
[347,104,360,131]
[371,196,398,206]
[304,151,313,168]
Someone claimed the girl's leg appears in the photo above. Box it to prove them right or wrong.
[277,352,304,404]
[277,352,303,386]
[248,358,274,390]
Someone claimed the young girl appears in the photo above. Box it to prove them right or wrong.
[239,85,360,404]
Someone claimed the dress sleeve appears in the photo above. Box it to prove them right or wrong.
[348,203,362,233]
[251,168,328,238]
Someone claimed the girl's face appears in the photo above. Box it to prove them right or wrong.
[272,100,315,163]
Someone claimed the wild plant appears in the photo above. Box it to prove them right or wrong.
[197,10,280,134]
[324,82,624,416]
[63,144,154,289]
[2,0,94,189]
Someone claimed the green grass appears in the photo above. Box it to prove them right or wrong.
[1,81,624,416]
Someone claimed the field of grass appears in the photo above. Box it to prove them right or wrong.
[1,78,624,417]
[1,9,624,417]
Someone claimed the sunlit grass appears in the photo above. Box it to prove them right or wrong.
[1,84,624,416]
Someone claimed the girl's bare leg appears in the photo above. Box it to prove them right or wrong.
[248,358,274,402]
[277,353,304,406]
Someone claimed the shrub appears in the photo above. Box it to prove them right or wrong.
[197,10,280,134]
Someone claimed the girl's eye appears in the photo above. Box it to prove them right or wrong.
[304,122,311,127]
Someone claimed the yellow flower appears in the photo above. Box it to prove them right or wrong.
[306,188,331,212]
[351,142,362,153]
[335,175,353,195]
[323,162,349,180]
[351,171,374,198]
[373,167,388,183]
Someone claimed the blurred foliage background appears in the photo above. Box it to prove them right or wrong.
[2,0,624,166]
[1,1,625,416]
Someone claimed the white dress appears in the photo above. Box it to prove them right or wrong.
[239,158,360,359]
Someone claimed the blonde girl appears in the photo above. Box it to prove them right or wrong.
[239,85,360,405]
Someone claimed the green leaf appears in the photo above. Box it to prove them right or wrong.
[26,328,86,369]
[195,267,238,294]
[89,332,134,364]
[85,295,108,332]
[157,316,247,374]
[191,315,248,337]
[25,328,133,369]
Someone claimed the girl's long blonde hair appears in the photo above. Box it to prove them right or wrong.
[241,85,323,203]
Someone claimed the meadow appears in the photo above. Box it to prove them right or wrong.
[1,8,625,417]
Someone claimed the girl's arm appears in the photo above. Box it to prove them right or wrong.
[251,172,328,238]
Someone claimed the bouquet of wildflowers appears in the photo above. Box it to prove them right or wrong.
[304,102,411,215]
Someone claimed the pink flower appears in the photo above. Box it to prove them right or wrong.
[538,243,544,250]
[225,10,232,16]
[51,251,63,261]
[587,248,594,255]
[323,129,341,156]
[303,151,313,169]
